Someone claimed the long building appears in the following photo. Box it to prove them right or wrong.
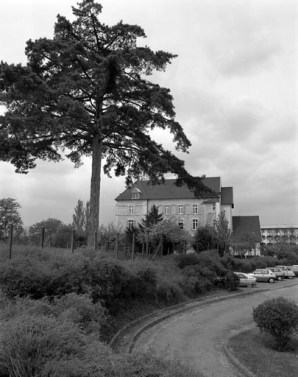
[261,225,298,245]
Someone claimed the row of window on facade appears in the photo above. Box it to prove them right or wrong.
[127,218,204,231]
[126,203,215,216]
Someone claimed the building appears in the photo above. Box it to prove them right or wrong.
[115,177,234,235]
[232,216,262,257]
[261,225,298,245]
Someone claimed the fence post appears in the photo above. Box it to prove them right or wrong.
[94,231,98,252]
[132,233,135,261]
[41,227,45,251]
[115,233,119,259]
[8,224,13,259]
[146,232,149,257]
[142,235,145,256]
[71,229,76,254]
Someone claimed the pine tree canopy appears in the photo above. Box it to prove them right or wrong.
[0,0,212,243]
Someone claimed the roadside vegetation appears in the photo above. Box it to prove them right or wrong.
[0,242,297,376]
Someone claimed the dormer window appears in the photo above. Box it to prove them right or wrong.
[131,187,141,199]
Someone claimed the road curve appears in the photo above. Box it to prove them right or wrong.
[133,280,298,377]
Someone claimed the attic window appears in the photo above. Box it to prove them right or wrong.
[131,188,141,199]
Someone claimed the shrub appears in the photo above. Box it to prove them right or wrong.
[223,271,240,291]
[0,314,111,377]
[180,265,214,296]
[0,313,201,377]
[0,294,108,338]
[253,296,298,351]
[174,253,200,268]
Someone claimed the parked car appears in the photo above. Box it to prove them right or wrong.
[267,267,284,281]
[292,265,298,277]
[234,272,257,287]
[248,269,277,283]
[275,266,295,279]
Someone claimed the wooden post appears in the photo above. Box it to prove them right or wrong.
[115,233,119,259]
[41,227,45,251]
[132,233,135,261]
[160,235,163,257]
[8,224,13,259]
[142,235,145,256]
[94,231,98,252]
[146,232,149,257]
[71,229,76,254]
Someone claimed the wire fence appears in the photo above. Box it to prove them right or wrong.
[2,224,174,261]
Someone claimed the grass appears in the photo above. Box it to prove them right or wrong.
[227,327,298,377]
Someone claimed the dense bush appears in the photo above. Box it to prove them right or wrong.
[0,293,107,337]
[0,312,201,377]
[223,271,240,291]
[174,252,200,268]
[253,296,298,351]
[0,314,109,377]
[180,265,214,296]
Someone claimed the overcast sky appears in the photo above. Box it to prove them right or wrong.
[0,0,297,228]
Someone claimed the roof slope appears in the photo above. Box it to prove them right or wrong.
[232,216,262,242]
[115,177,221,201]
[221,187,234,206]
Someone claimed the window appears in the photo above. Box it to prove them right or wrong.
[192,219,198,230]
[128,220,134,229]
[192,204,198,214]
[128,205,134,215]
[178,218,184,229]
[164,205,170,215]
[131,188,141,199]
[178,205,184,214]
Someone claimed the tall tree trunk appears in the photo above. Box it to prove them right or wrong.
[88,133,103,246]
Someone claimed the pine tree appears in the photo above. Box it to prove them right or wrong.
[0,1,212,245]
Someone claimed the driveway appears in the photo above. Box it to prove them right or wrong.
[133,279,298,377]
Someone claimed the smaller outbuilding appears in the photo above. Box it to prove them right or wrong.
[232,216,262,257]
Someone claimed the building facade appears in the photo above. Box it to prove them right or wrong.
[261,225,298,245]
[115,177,234,235]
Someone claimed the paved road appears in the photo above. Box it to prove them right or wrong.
[134,279,298,377]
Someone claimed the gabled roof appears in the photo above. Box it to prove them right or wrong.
[115,177,221,201]
[221,187,234,207]
[232,216,262,243]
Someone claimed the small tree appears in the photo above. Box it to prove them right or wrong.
[253,296,298,351]
[193,225,216,252]
[72,199,86,236]
[0,198,23,241]
[139,205,163,230]
[29,218,62,247]
[214,211,231,257]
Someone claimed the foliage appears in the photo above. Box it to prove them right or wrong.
[223,271,240,291]
[139,204,163,230]
[253,296,298,351]
[0,293,107,337]
[98,222,123,251]
[0,310,200,377]
[0,198,23,241]
[29,218,63,246]
[214,211,231,256]
[193,225,217,252]
[0,0,212,245]
[220,255,279,273]
[72,199,86,236]
[180,265,214,296]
